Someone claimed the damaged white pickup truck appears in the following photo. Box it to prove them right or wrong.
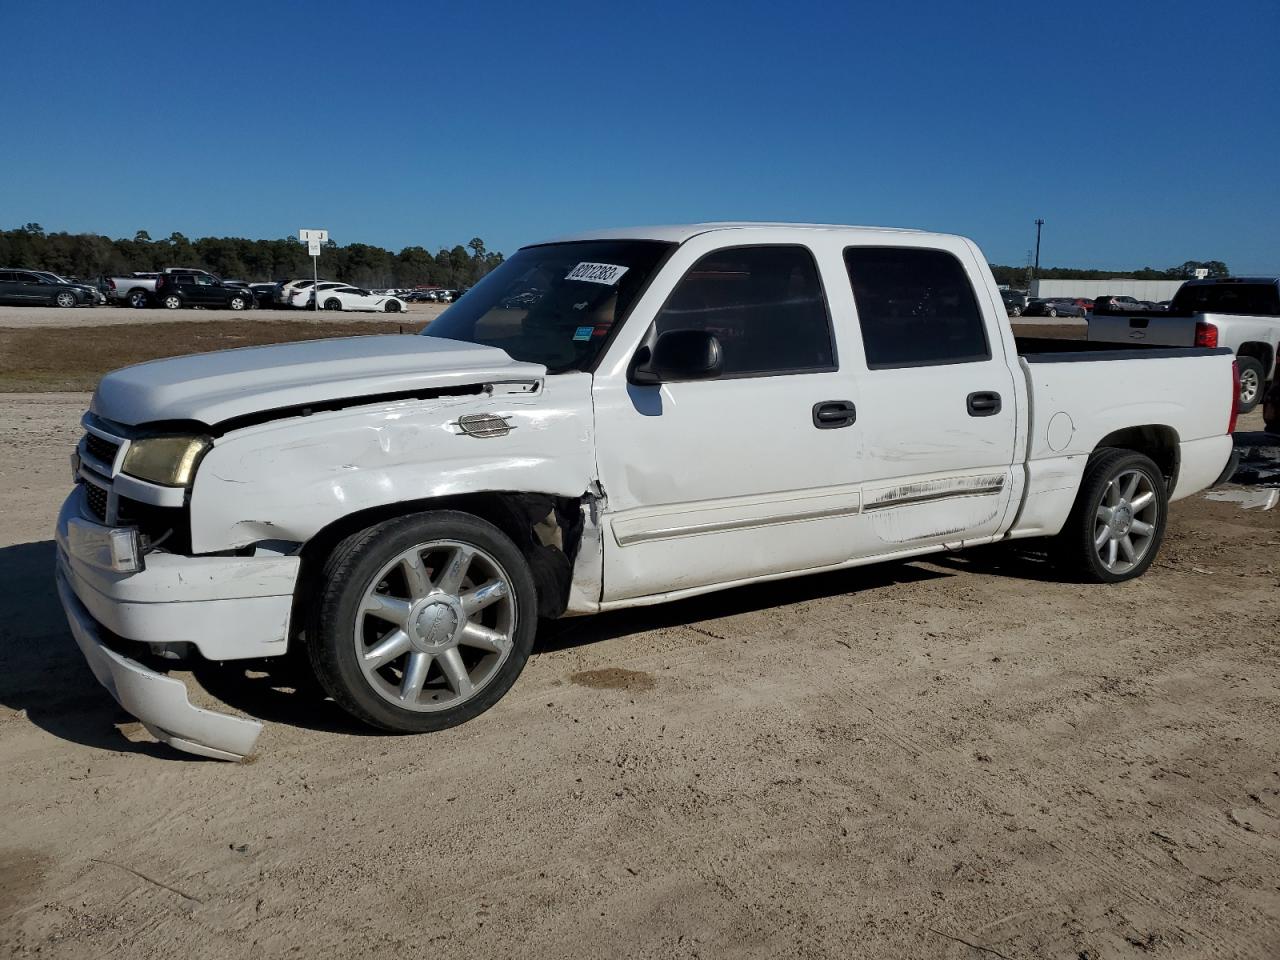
[56,223,1241,759]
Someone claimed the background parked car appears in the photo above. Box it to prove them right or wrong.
[1001,289,1026,316]
[313,285,406,312]
[1022,297,1087,317]
[30,270,105,304]
[154,270,253,310]
[1094,295,1152,314]
[249,282,283,308]
[0,269,100,307]
[288,280,348,308]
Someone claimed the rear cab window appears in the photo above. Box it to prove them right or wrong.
[1169,282,1280,317]
[843,247,990,368]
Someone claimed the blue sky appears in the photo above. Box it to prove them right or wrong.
[3,0,1278,271]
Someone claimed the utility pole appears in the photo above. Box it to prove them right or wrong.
[1033,219,1045,280]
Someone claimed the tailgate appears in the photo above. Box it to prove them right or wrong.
[1087,314,1195,346]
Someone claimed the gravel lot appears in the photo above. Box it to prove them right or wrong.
[2,396,1278,958]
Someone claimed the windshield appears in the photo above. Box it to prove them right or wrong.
[423,240,676,372]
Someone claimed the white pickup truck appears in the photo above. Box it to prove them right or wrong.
[55,223,1240,760]
[1088,277,1280,412]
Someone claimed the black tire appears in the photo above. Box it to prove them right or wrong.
[1010,306,1021,317]
[54,290,77,308]
[1235,357,1264,413]
[1047,307,1058,317]
[305,510,538,733]
[229,294,248,311]
[161,293,183,310]
[384,299,401,313]
[127,288,150,309]
[1052,448,1168,584]
[323,298,342,311]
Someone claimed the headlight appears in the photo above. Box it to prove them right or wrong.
[121,435,211,487]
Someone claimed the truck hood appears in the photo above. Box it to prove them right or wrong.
[91,335,546,427]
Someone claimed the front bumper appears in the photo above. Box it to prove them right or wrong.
[55,569,263,761]
[55,488,302,760]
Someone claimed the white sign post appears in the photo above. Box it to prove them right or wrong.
[299,229,329,310]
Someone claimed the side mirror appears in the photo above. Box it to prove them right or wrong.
[630,329,723,385]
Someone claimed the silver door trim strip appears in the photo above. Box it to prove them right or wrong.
[613,501,863,547]
[862,474,1006,512]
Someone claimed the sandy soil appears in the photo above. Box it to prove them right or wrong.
[0,302,448,329]
[1,394,1278,959]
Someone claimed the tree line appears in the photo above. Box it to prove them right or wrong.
[3,222,1230,292]
[0,224,505,289]
[989,259,1229,289]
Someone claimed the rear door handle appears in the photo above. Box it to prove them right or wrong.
[966,391,1002,417]
[812,400,856,429]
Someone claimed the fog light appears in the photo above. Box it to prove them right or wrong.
[107,528,143,573]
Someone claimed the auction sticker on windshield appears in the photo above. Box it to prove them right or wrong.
[566,262,629,285]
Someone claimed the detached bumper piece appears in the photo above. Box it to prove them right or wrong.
[56,569,263,761]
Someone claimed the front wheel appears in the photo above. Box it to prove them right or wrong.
[55,290,77,308]
[1053,448,1167,583]
[1010,306,1021,317]
[306,511,538,733]
[229,295,248,310]
[384,300,401,313]
[1047,307,1058,317]
[1236,357,1264,413]
[323,298,342,311]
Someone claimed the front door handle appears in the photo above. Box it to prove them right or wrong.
[812,400,857,429]
[966,391,1002,417]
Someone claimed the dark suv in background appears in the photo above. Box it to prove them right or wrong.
[0,269,101,307]
[154,269,253,310]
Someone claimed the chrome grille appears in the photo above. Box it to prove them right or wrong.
[83,432,121,467]
[84,482,109,522]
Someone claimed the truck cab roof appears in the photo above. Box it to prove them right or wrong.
[541,222,939,246]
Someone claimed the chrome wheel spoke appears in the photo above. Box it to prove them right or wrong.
[364,629,411,669]
[1094,525,1111,549]
[458,622,510,654]
[1119,536,1136,563]
[1121,472,1140,501]
[461,579,507,616]
[1105,480,1120,506]
[1130,491,1154,512]
[435,545,475,595]
[1130,519,1154,537]
[1106,539,1118,567]
[400,652,432,701]
[1096,505,1114,523]
[400,551,433,600]
[437,647,474,698]
[363,593,411,628]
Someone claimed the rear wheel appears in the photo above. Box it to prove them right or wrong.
[1053,448,1167,583]
[127,289,150,309]
[1236,357,1264,413]
[1009,306,1021,317]
[306,510,538,733]
[323,298,342,311]
[54,290,77,308]
[161,293,183,310]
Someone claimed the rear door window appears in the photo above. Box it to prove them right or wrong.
[843,247,990,368]
[653,245,835,376]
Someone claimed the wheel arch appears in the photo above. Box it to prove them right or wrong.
[1236,341,1274,379]
[1093,424,1180,490]
[297,491,592,622]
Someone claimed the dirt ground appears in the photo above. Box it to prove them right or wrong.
[1,393,1278,959]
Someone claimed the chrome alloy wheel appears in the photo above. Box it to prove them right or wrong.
[353,540,516,712]
[1239,366,1261,405]
[56,291,77,307]
[1093,469,1159,574]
